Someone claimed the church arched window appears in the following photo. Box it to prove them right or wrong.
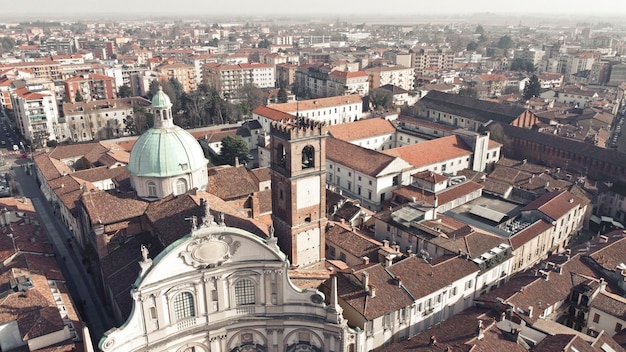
[276,143,287,167]
[147,181,157,197]
[234,279,256,306]
[173,291,195,320]
[175,178,188,195]
[302,145,314,169]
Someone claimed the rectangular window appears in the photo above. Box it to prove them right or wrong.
[593,313,600,323]
[616,323,623,332]
[368,190,372,200]
[466,280,473,289]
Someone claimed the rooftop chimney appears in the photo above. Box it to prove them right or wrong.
[362,256,370,265]
[362,271,369,289]
[528,306,534,318]
[476,320,485,340]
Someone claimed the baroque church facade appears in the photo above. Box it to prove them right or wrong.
[99,89,364,351]
[98,205,359,352]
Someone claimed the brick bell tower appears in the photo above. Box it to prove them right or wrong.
[270,117,327,267]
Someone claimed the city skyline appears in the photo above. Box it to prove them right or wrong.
[3,0,626,20]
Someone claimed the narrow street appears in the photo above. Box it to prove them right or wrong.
[10,158,116,348]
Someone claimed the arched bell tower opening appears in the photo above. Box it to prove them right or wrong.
[302,145,315,169]
[270,118,327,266]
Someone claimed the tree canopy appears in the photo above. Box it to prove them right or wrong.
[219,135,249,166]
[496,35,515,50]
[118,84,132,98]
[523,75,541,100]
[458,87,479,99]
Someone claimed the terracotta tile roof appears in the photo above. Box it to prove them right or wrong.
[326,222,381,261]
[484,254,599,321]
[336,264,414,320]
[145,190,268,247]
[412,170,448,183]
[327,137,400,177]
[248,167,271,187]
[383,135,472,169]
[393,181,483,207]
[521,190,584,221]
[591,291,626,320]
[378,307,527,352]
[0,256,66,340]
[13,87,50,100]
[71,165,128,183]
[206,165,258,200]
[48,142,110,163]
[508,219,552,250]
[533,334,593,352]
[324,117,396,142]
[81,190,148,226]
[64,73,115,82]
[100,234,155,319]
[430,228,507,259]
[589,234,626,272]
[388,255,478,299]
[592,331,626,352]
[268,94,362,113]
[419,90,529,125]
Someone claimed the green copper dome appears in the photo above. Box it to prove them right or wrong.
[151,87,172,109]
[127,126,206,177]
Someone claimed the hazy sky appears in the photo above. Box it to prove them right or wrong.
[4,0,626,18]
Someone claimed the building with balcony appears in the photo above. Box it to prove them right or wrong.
[364,65,414,92]
[63,73,116,103]
[412,47,454,76]
[10,87,59,147]
[203,63,275,98]
[155,62,198,93]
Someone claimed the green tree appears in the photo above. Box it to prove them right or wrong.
[219,135,249,166]
[257,38,271,48]
[118,84,132,98]
[466,42,478,51]
[458,87,479,99]
[0,37,16,53]
[475,25,485,35]
[147,80,160,100]
[277,87,288,103]
[237,84,265,117]
[183,90,209,128]
[510,58,535,73]
[523,75,541,100]
[370,88,393,111]
[75,90,84,102]
[127,105,154,134]
[496,35,515,50]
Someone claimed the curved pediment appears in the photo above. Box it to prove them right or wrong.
[137,224,285,289]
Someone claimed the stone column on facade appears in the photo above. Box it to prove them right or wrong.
[276,328,285,352]
[216,275,227,311]
[323,332,334,352]
[204,276,217,313]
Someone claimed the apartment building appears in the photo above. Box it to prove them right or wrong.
[412,47,454,75]
[155,62,197,93]
[472,73,508,98]
[61,97,151,142]
[327,70,370,97]
[10,86,59,147]
[364,65,414,91]
[267,94,363,126]
[203,62,275,98]
[513,48,546,67]
[0,59,63,81]
[64,73,116,103]
[331,255,479,351]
